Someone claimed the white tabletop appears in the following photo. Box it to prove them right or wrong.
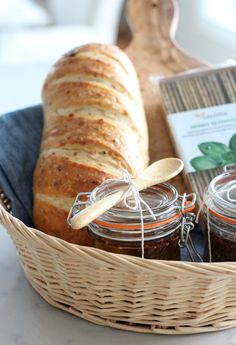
[1,226,236,345]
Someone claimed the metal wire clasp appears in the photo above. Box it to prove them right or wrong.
[224,164,236,172]
[67,192,91,226]
[178,193,203,262]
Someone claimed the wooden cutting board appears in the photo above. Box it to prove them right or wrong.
[124,0,207,193]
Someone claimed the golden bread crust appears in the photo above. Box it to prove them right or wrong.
[42,116,143,173]
[34,155,115,197]
[33,198,93,246]
[44,56,139,102]
[33,43,149,246]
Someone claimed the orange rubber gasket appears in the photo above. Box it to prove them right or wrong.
[207,207,236,225]
[94,202,195,230]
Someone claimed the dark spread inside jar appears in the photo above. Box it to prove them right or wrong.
[204,168,236,262]
[91,226,180,260]
[88,182,195,260]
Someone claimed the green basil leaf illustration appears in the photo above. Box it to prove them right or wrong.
[221,150,236,165]
[229,134,236,152]
[198,142,229,163]
[191,156,220,171]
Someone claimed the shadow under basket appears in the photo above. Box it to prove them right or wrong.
[1,203,236,335]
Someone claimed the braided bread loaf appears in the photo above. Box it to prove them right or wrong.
[33,43,149,245]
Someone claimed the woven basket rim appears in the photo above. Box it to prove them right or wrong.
[1,203,236,277]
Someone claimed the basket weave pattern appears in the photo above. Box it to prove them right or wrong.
[2,0,236,335]
[1,204,236,334]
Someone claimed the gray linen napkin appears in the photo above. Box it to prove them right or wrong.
[0,105,43,226]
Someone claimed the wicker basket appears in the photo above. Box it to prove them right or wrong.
[2,0,236,335]
[1,204,236,335]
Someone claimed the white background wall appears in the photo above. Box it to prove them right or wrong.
[0,0,236,114]
[0,0,124,114]
[176,0,236,64]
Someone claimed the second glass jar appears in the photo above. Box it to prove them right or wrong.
[203,167,236,262]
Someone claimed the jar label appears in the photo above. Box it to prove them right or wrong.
[167,102,236,173]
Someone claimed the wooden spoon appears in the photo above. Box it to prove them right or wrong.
[69,158,184,229]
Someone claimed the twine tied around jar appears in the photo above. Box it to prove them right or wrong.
[68,171,202,261]
[67,170,157,259]
[99,170,157,258]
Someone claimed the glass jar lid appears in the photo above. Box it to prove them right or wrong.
[90,181,194,230]
[206,168,236,223]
